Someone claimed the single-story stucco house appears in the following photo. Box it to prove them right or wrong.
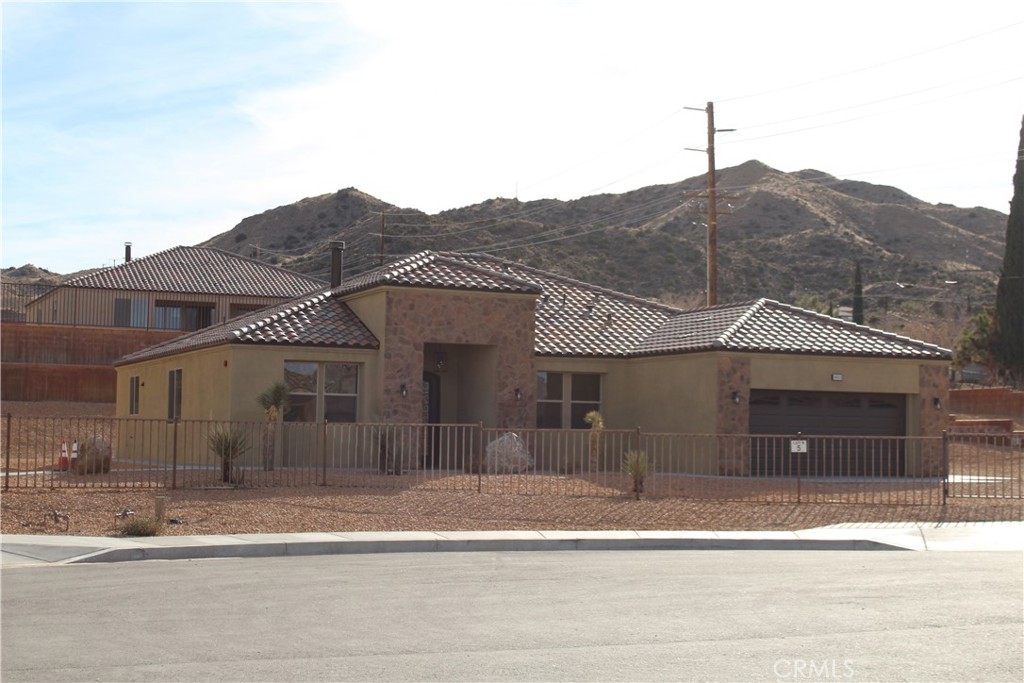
[114,249,951,476]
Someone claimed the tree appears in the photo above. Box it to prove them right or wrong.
[954,307,999,371]
[993,115,1024,386]
[852,261,864,325]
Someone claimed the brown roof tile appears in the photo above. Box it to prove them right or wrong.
[115,293,378,365]
[116,251,951,365]
[635,299,950,359]
[64,246,325,297]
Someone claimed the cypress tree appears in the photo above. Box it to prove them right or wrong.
[994,115,1024,384]
[852,261,864,324]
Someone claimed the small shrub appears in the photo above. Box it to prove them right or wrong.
[119,517,162,537]
[622,450,650,500]
[208,427,250,484]
[234,232,247,243]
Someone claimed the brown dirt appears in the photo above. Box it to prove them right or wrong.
[2,402,1021,538]
[2,486,1020,538]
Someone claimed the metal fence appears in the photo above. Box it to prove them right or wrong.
[2,414,1021,503]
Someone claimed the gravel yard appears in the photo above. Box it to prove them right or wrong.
[2,402,1021,538]
[3,485,1021,538]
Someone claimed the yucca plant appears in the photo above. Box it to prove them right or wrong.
[583,410,604,472]
[257,381,289,471]
[209,427,250,484]
[622,450,650,500]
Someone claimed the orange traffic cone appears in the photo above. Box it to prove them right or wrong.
[57,439,69,471]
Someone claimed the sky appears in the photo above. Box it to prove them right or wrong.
[2,1,1022,274]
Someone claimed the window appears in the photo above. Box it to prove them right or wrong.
[536,371,563,428]
[114,298,148,328]
[155,301,214,331]
[536,372,601,429]
[167,369,182,422]
[129,376,140,415]
[324,363,358,423]
[283,361,359,423]
[229,303,264,320]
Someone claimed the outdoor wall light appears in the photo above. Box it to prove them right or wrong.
[732,391,741,404]
[400,384,408,398]
[933,397,942,410]
[515,387,522,401]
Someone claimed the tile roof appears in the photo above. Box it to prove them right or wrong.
[115,250,951,365]
[442,252,679,357]
[115,293,378,365]
[333,251,542,296]
[63,246,325,297]
[635,299,951,359]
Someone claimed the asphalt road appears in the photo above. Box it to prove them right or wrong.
[2,551,1021,682]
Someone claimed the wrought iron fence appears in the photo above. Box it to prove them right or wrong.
[945,431,1024,499]
[2,414,1021,503]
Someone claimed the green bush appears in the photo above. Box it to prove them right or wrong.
[119,517,162,537]
[622,450,650,500]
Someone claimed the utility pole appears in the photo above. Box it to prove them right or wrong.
[379,213,386,267]
[686,101,734,306]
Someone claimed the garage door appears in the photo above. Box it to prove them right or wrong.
[749,390,906,477]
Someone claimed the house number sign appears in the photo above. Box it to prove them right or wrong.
[790,439,808,453]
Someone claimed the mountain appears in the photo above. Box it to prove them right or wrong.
[1,264,103,285]
[199,161,1006,343]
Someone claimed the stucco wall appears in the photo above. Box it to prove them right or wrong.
[750,354,924,393]
[116,344,383,423]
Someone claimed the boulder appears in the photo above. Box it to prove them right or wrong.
[73,435,112,475]
[485,432,533,474]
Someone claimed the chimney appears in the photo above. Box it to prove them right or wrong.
[329,241,345,288]
[124,242,132,263]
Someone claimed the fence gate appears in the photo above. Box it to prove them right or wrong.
[945,432,1024,500]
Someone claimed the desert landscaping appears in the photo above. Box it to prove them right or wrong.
[3,403,1021,539]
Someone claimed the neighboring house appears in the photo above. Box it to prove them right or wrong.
[114,250,951,476]
[3,245,325,402]
[23,245,325,330]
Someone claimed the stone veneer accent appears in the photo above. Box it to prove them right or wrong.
[381,288,537,428]
[918,363,950,476]
[716,355,751,475]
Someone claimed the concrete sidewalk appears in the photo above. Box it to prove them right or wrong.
[2,522,1021,567]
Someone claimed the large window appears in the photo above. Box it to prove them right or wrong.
[114,298,148,328]
[284,361,359,423]
[536,372,601,429]
[167,369,182,422]
[129,376,140,415]
[155,301,214,331]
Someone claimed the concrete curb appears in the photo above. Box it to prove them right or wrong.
[70,536,905,564]
[3,523,1021,566]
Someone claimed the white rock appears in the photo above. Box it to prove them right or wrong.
[485,432,533,474]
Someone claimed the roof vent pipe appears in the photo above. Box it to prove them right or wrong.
[124,242,132,263]
[329,241,345,288]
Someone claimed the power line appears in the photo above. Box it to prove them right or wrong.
[717,19,1024,104]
